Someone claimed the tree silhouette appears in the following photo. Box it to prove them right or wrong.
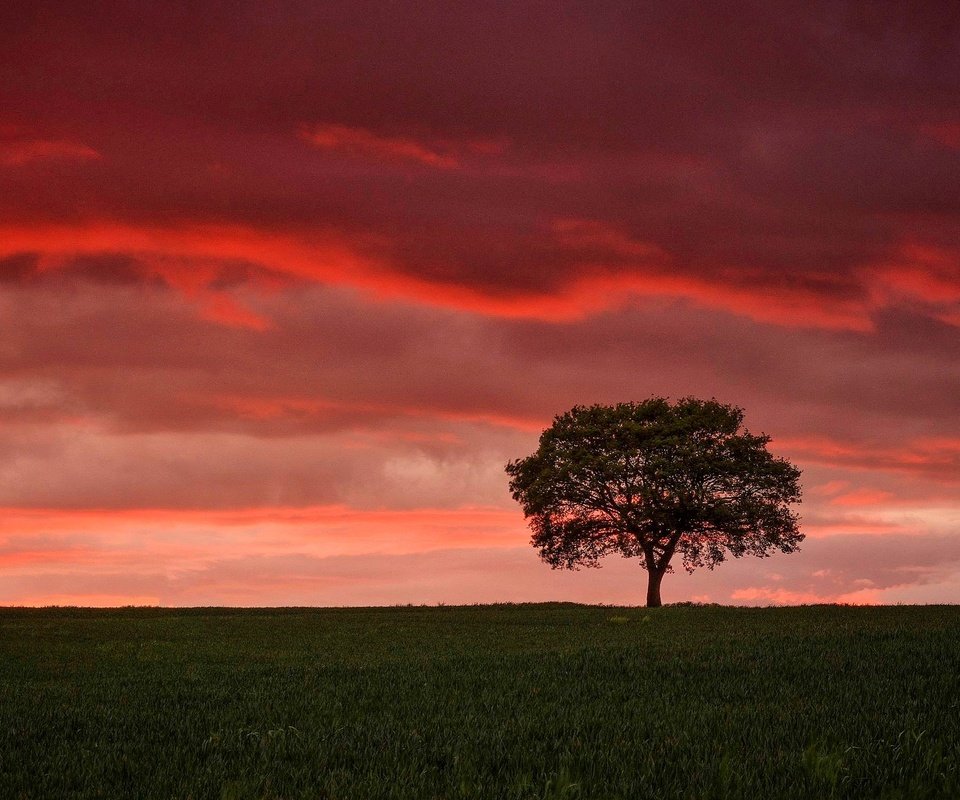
[506,398,803,606]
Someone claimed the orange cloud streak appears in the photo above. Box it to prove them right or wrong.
[829,489,896,507]
[199,292,272,331]
[778,435,960,477]
[730,586,882,605]
[2,222,958,332]
[0,505,527,563]
[201,393,544,431]
[0,221,863,329]
[0,139,101,166]
[300,123,461,168]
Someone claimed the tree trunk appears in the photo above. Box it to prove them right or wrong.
[646,568,664,608]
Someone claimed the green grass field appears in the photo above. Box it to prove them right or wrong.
[1,604,958,799]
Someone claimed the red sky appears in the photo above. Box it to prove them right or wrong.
[2,1,960,606]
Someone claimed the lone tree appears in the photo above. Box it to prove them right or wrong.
[506,398,802,607]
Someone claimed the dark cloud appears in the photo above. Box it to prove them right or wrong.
[1,2,959,306]
[0,254,37,283]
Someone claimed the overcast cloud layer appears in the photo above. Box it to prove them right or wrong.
[2,1,959,605]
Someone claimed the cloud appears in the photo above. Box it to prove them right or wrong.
[4,274,960,469]
[3,219,960,332]
[300,123,467,169]
[920,122,960,150]
[829,489,896,507]
[199,291,272,331]
[2,2,960,604]
[778,436,960,483]
[0,505,526,564]
[0,139,100,166]
[4,531,960,607]
[721,532,960,606]
[729,586,883,605]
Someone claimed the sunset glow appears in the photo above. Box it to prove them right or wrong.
[2,2,960,606]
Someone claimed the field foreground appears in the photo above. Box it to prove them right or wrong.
[1,604,958,799]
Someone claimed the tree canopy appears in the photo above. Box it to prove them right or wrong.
[506,398,803,606]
